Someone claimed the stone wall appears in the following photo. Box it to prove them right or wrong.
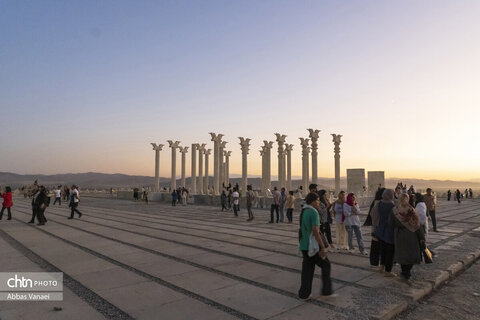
[347,168,366,195]
[367,171,385,196]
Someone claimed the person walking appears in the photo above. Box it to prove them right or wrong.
[285,191,296,223]
[181,188,188,206]
[392,194,425,284]
[53,185,62,206]
[221,190,227,211]
[246,185,255,221]
[269,187,281,223]
[33,186,48,225]
[343,193,368,255]
[374,189,396,276]
[0,187,13,220]
[424,188,438,232]
[143,187,149,204]
[28,185,40,224]
[318,189,334,248]
[455,189,461,203]
[298,192,333,299]
[333,191,348,250]
[469,188,473,199]
[447,190,451,201]
[171,190,177,206]
[232,188,240,217]
[279,187,287,223]
[68,185,82,219]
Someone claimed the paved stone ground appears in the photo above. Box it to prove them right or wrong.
[0,197,479,320]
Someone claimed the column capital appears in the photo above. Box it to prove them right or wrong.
[307,129,321,140]
[220,141,228,148]
[197,143,206,151]
[274,133,287,144]
[151,143,164,151]
[167,140,181,148]
[179,146,189,153]
[223,150,232,157]
[209,132,224,142]
[331,134,342,145]
[239,137,251,153]
[299,137,310,148]
[263,140,274,150]
[203,148,212,155]
[285,144,294,152]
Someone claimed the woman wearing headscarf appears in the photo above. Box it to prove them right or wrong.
[343,193,367,255]
[374,189,396,276]
[318,190,334,248]
[368,188,385,267]
[33,186,48,226]
[392,194,425,283]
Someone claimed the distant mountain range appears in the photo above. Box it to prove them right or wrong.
[1,172,479,191]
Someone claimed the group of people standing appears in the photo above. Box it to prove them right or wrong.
[171,187,189,206]
[298,185,437,299]
[367,188,429,283]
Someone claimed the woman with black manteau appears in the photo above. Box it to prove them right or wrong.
[318,190,334,248]
[368,187,385,268]
[374,189,396,276]
[392,194,425,283]
[33,186,48,225]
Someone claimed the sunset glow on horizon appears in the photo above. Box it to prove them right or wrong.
[1,1,479,182]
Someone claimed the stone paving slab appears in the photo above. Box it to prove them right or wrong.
[2,198,480,320]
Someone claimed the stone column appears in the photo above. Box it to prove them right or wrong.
[219,141,227,188]
[300,138,310,194]
[332,134,342,194]
[179,146,189,188]
[275,133,287,188]
[285,144,293,191]
[239,137,251,194]
[260,147,266,193]
[263,141,273,192]
[204,149,211,194]
[197,143,206,195]
[308,129,321,184]
[224,150,231,186]
[190,143,199,194]
[167,140,180,191]
[209,133,224,195]
[150,143,164,192]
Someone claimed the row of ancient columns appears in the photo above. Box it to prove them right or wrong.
[152,129,342,195]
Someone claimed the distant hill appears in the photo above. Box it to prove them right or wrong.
[0,172,479,191]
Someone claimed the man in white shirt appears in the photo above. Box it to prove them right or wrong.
[232,188,240,217]
[68,185,82,219]
[53,186,62,206]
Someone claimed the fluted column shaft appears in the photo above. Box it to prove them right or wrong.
[191,143,198,193]
[168,140,181,191]
[239,137,251,194]
[204,149,211,194]
[308,129,320,184]
[332,134,342,194]
[179,147,188,188]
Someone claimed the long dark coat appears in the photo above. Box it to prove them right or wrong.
[393,214,425,265]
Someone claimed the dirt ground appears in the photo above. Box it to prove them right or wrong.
[395,261,480,320]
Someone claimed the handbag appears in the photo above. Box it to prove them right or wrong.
[308,232,320,257]
[423,247,433,264]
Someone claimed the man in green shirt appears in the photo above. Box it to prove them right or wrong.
[298,192,333,299]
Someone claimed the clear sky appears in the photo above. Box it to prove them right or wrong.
[1,0,479,181]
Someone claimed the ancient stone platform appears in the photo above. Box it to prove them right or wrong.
[0,197,479,320]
